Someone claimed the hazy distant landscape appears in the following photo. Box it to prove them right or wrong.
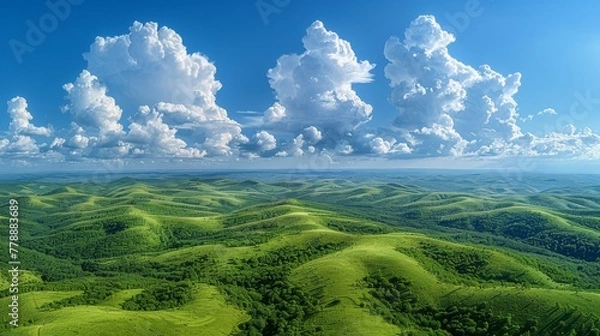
[1,171,600,335]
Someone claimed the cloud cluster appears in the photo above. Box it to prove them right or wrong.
[59,70,128,158]
[251,131,277,153]
[8,97,52,137]
[50,21,245,159]
[383,15,524,156]
[1,97,53,156]
[2,16,600,166]
[125,106,205,158]
[380,15,600,159]
[256,20,375,156]
[474,126,600,160]
[84,22,222,108]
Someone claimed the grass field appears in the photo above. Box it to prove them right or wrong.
[3,284,247,336]
[0,172,599,335]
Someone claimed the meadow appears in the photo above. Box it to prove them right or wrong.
[0,171,599,335]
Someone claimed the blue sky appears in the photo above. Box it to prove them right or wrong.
[2,0,600,171]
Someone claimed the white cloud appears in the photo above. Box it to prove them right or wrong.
[3,17,600,166]
[1,97,53,157]
[290,135,306,157]
[527,127,600,159]
[253,131,277,152]
[7,97,52,137]
[6,135,41,155]
[381,15,600,160]
[337,142,354,155]
[84,21,222,108]
[262,20,375,154]
[49,138,66,149]
[369,137,412,155]
[59,21,245,159]
[264,103,286,125]
[151,102,246,157]
[62,70,124,136]
[61,70,128,157]
[520,107,558,122]
[384,15,523,156]
[126,106,205,158]
[472,125,600,160]
[539,108,557,116]
[274,134,307,157]
[302,126,323,144]
[70,135,90,150]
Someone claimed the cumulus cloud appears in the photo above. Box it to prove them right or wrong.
[369,136,412,155]
[472,125,600,160]
[252,131,277,152]
[84,22,222,108]
[384,15,523,156]
[261,20,375,154]
[528,127,600,159]
[60,70,128,157]
[56,21,245,159]
[302,126,323,144]
[3,135,41,155]
[49,138,66,149]
[275,134,306,157]
[7,97,53,137]
[149,102,246,156]
[4,16,600,166]
[4,21,244,162]
[379,15,600,160]
[62,71,125,138]
[1,97,53,157]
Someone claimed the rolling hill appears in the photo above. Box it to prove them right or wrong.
[1,172,599,335]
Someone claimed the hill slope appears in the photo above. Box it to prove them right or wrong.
[1,174,599,335]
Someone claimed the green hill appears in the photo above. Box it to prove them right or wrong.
[1,174,600,335]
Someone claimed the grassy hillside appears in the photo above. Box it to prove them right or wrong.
[0,173,599,335]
